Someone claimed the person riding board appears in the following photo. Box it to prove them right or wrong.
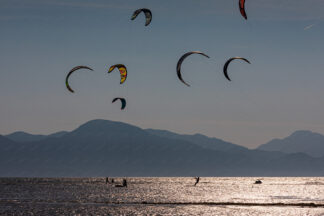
[194,177,200,186]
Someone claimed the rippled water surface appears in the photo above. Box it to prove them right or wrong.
[1,177,324,215]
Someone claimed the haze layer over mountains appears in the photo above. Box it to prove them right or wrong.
[1,119,323,177]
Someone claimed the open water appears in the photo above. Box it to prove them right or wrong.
[1,177,324,215]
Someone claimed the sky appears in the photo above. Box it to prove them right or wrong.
[0,0,324,148]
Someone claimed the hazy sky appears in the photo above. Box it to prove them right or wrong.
[1,0,324,148]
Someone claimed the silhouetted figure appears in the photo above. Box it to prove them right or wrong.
[115,179,127,188]
[123,179,127,188]
[194,177,200,186]
[254,179,262,184]
[106,177,109,184]
[111,178,114,184]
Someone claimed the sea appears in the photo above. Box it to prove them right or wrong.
[1,177,324,215]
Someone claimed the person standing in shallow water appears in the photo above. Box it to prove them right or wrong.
[105,177,115,184]
[123,179,127,187]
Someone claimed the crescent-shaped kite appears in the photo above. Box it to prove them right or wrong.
[65,66,93,93]
[112,97,126,110]
[108,64,127,84]
[223,57,251,81]
[176,51,210,87]
[239,0,247,20]
[131,8,152,26]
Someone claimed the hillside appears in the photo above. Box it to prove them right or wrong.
[258,130,324,157]
[1,120,324,177]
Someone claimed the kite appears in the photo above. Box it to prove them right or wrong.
[112,97,126,110]
[223,57,250,81]
[131,8,152,26]
[108,64,127,84]
[176,51,210,87]
[65,66,93,93]
[239,0,247,20]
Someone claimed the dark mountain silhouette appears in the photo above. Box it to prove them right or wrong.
[5,132,46,143]
[5,131,68,143]
[1,120,324,177]
[0,135,17,146]
[146,129,247,152]
[258,130,324,157]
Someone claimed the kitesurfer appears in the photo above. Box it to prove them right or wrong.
[115,179,127,188]
[194,177,200,186]
[254,179,262,184]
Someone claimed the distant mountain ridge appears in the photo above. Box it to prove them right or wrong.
[258,130,324,157]
[1,120,324,177]
[6,131,68,143]
[5,124,246,153]
[6,125,324,157]
[145,129,247,152]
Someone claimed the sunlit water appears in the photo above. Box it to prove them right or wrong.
[1,177,324,215]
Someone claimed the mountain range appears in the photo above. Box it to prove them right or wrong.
[258,130,324,158]
[1,119,323,177]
